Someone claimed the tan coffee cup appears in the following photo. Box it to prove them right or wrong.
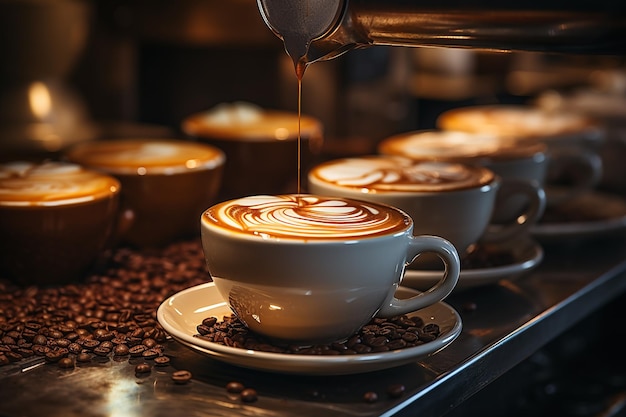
[182,102,324,200]
[436,104,604,205]
[201,194,460,344]
[0,161,121,286]
[65,138,225,248]
[308,156,546,257]
[378,129,549,223]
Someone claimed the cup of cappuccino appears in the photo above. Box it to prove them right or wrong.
[182,102,324,200]
[308,156,545,257]
[65,138,225,248]
[0,161,122,286]
[201,194,460,344]
[436,104,605,205]
[378,129,548,223]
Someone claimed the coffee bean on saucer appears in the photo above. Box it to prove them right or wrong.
[226,381,245,393]
[240,388,258,403]
[171,370,192,384]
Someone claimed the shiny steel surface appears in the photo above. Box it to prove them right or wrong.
[1,237,626,416]
[257,0,626,64]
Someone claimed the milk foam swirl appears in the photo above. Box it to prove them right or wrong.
[0,162,119,206]
[310,156,493,192]
[205,194,409,240]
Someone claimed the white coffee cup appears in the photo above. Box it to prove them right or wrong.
[436,104,604,205]
[308,156,546,257]
[378,129,548,222]
[200,194,460,344]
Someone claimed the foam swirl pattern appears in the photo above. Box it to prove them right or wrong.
[203,194,410,240]
[0,161,120,206]
[309,156,494,192]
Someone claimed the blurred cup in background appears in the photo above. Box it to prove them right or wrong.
[64,138,225,248]
[182,101,324,200]
[0,161,122,286]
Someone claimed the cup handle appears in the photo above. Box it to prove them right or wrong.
[376,235,460,318]
[545,148,603,206]
[104,206,135,250]
[481,178,546,243]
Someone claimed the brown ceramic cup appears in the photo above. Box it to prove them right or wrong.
[181,102,324,200]
[0,161,122,286]
[64,138,225,248]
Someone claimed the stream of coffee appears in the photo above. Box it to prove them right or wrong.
[295,60,307,196]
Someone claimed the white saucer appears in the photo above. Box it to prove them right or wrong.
[403,239,543,291]
[531,191,626,243]
[157,282,462,375]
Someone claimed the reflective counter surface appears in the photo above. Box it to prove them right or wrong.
[1,235,626,417]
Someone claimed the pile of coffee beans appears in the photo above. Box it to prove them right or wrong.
[0,239,209,369]
[195,313,441,355]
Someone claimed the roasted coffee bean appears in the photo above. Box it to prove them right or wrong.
[32,345,51,356]
[58,357,74,369]
[363,391,379,403]
[45,348,68,362]
[76,352,92,363]
[387,384,406,398]
[141,349,159,360]
[129,345,146,357]
[93,346,111,357]
[142,338,157,348]
[171,370,192,384]
[113,344,130,356]
[134,363,151,374]
[193,312,443,356]
[226,381,245,393]
[241,388,258,403]
[68,343,82,354]
[153,356,170,367]
[80,339,100,350]
[202,317,217,327]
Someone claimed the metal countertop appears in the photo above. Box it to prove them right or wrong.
[1,236,626,417]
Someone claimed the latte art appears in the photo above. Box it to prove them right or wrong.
[309,156,494,192]
[380,131,502,158]
[204,195,410,240]
[0,161,120,207]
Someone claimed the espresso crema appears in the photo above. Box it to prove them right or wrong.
[438,105,598,138]
[0,161,120,207]
[65,139,225,175]
[203,194,410,240]
[379,130,546,161]
[309,156,494,193]
[182,101,323,142]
